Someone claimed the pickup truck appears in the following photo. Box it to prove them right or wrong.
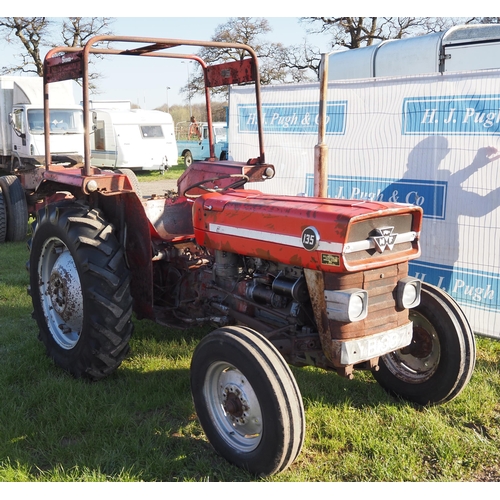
[177,121,228,166]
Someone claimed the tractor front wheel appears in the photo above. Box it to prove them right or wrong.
[29,202,133,380]
[373,283,476,405]
[190,326,305,477]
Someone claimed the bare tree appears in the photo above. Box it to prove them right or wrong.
[182,17,312,101]
[301,17,446,49]
[0,17,114,77]
[0,17,51,75]
[301,17,500,50]
[280,17,500,78]
[61,17,114,48]
[273,40,323,80]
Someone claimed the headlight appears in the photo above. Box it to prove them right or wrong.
[324,288,368,323]
[396,277,421,309]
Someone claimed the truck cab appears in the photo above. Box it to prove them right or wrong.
[0,77,84,172]
[10,103,84,169]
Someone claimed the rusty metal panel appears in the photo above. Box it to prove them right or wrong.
[324,263,410,339]
[177,159,273,197]
[205,59,256,87]
[192,189,421,273]
[45,52,84,83]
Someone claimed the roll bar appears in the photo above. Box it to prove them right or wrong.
[43,35,266,175]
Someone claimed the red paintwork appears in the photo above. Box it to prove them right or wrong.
[193,190,422,273]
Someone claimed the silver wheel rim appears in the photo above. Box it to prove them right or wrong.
[382,311,441,383]
[204,361,263,452]
[38,237,84,349]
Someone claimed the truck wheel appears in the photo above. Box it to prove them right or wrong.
[0,175,28,242]
[184,151,193,167]
[190,326,305,477]
[29,202,133,380]
[0,187,7,243]
[373,283,476,405]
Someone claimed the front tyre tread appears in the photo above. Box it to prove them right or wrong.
[190,326,305,477]
[373,283,476,405]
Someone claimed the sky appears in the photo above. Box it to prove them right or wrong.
[0,10,335,111]
[89,17,333,110]
[2,4,477,110]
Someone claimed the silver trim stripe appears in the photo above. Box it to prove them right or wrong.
[208,223,344,253]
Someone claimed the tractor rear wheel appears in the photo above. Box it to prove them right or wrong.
[373,283,476,405]
[190,326,305,476]
[29,202,133,380]
[0,175,28,242]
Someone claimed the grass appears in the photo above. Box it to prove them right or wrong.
[1,239,500,482]
[134,162,186,182]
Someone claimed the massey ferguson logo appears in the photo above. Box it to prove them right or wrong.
[372,227,397,253]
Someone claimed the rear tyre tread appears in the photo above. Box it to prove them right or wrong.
[29,203,133,380]
[0,187,7,243]
[0,175,28,242]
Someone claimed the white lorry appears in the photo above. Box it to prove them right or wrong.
[0,76,84,172]
[90,101,178,173]
[228,24,500,340]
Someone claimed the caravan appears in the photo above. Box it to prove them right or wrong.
[90,101,178,172]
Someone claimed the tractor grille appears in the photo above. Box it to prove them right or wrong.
[344,213,417,266]
[323,262,410,340]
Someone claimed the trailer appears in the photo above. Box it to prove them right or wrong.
[90,100,177,173]
[325,23,500,80]
[228,24,500,339]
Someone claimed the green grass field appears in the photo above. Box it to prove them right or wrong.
[1,237,500,482]
[134,162,187,182]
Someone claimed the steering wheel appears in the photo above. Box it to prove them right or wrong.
[183,174,249,198]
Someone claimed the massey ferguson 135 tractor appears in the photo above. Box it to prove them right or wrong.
[12,36,475,476]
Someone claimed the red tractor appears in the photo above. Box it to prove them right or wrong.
[7,36,475,476]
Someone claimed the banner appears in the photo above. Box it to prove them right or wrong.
[228,70,500,338]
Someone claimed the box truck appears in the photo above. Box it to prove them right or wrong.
[228,24,500,339]
[0,76,84,172]
[90,101,177,173]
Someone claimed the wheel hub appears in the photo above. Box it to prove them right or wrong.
[40,242,85,343]
[204,362,263,452]
[382,311,441,382]
[223,386,249,423]
[47,252,84,332]
[401,326,434,358]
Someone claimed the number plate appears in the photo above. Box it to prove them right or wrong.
[334,322,413,365]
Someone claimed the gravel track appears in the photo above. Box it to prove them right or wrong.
[139,179,178,197]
